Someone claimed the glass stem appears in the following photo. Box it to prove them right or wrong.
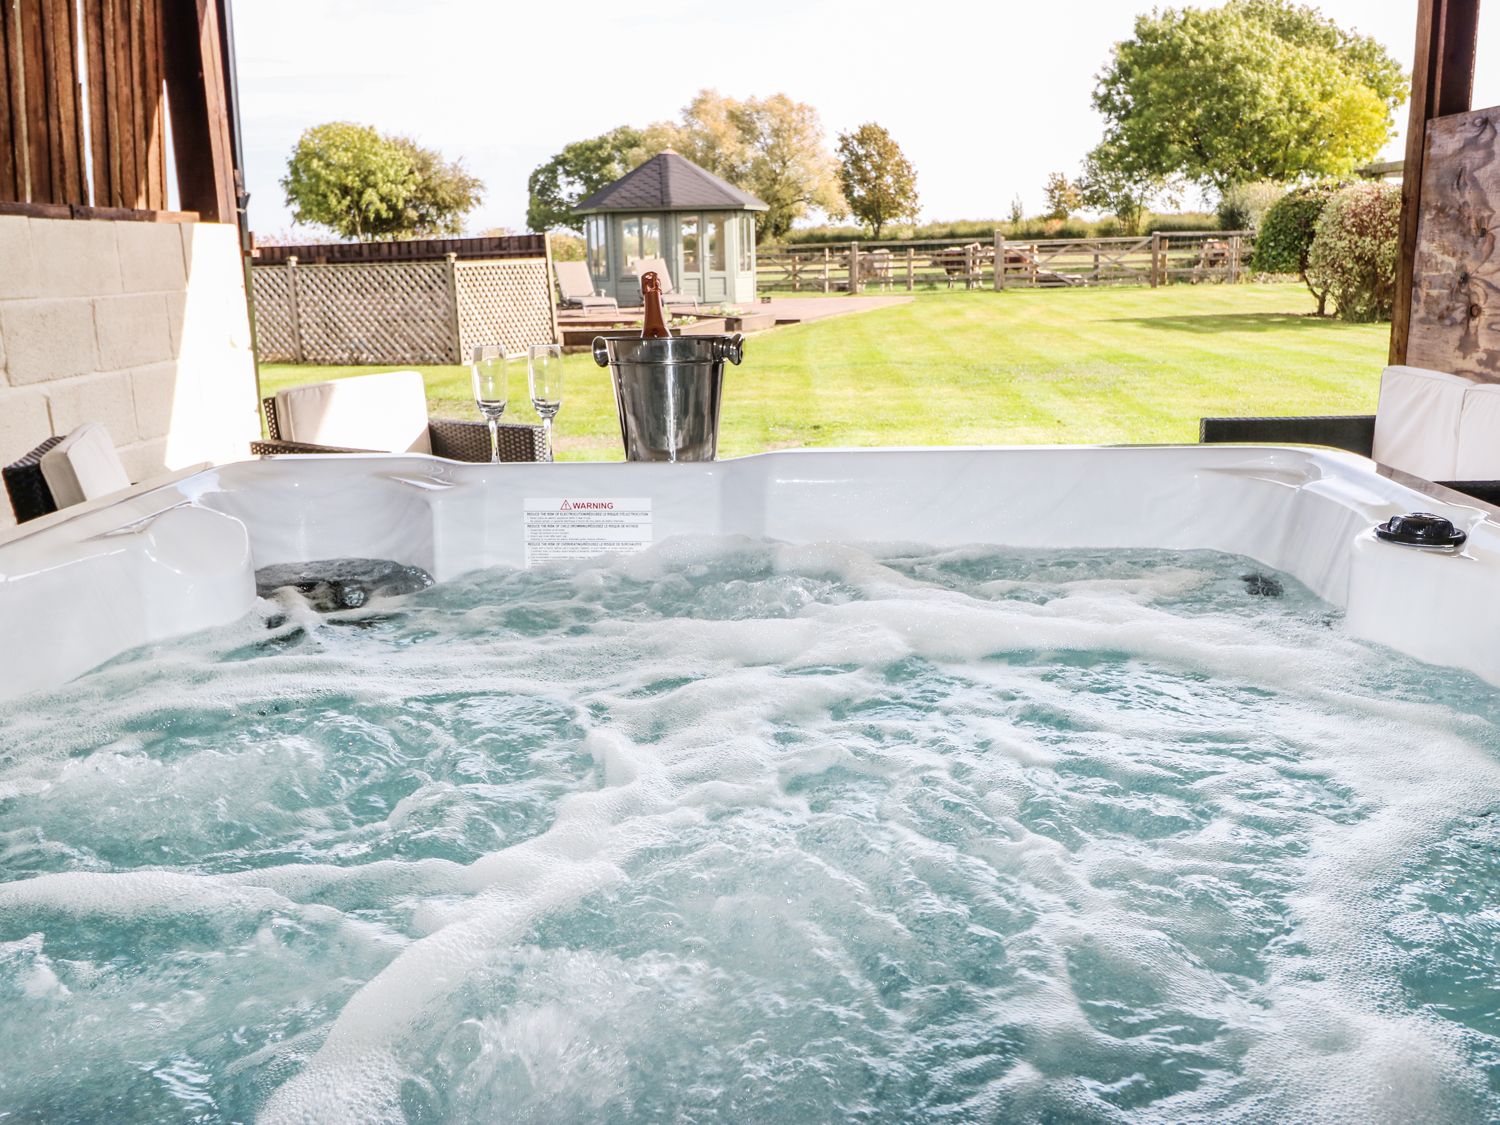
[543,417,553,462]
[488,418,499,463]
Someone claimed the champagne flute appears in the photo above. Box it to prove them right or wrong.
[528,343,565,462]
[470,345,512,464]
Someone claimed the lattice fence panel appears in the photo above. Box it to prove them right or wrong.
[250,267,298,361]
[250,261,456,364]
[454,259,556,361]
[294,262,454,364]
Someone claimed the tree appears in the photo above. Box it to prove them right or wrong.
[1305,181,1401,322]
[1007,195,1024,226]
[1092,0,1406,190]
[281,123,483,241]
[1077,141,1179,236]
[656,90,845,241]
[386,138,484,238]
[281,123,416,241]
[525,126,647,234]
[1042,173,1082,220]
[835,123,919,238]
[1254,182,1340,313]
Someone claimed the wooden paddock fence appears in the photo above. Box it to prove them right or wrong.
[756,231,1253,293]
[251,253,558,365]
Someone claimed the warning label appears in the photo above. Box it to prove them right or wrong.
[523,498,653,567]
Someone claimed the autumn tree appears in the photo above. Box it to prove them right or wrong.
[835,123,919,238]
[1042,173,1082,220]
[526,126,648,233]
[1092,0,1406,190]
[281,122,482,241]
[654,90,845,241]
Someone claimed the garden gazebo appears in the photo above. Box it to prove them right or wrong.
[575,151,767,306]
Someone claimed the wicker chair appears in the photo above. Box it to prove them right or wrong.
[3,435,65,524]
[252,396,548,462]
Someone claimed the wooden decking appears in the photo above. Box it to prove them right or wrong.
[556,295,912,348]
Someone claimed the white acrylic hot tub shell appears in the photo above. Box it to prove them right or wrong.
[2,445,1498,700]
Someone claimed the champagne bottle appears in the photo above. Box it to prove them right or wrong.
[640,271,671,339]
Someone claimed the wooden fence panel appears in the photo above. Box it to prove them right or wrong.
[758,232,1254,293]
[0,0,169,209]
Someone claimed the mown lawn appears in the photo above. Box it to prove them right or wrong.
[258,283,1389,460]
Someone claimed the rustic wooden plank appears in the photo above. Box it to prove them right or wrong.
[45,0,86,203]
[1392,0,1481,364]
[1405,105,1500,382]
[82,0,108,204]
[18,0,51,202]
[162,0,234,221]
[0,198,196,220]
[0,0,15,201]
[143,0,164,208]
[111,0,138,206]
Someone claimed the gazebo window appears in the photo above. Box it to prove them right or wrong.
[707,216,726,271]
[618,215,663,268]
[738,216,753,271]
[681,216,700,272]
[586,215,607,277]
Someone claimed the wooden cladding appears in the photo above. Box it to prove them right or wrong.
[0,0,171,211]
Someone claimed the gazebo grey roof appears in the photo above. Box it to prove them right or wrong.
[574,151,768,215]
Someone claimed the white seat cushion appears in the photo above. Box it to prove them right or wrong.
[39,423,131,508]
[1371,365,1470,480]
[1456,383,1500,479]
[274,370,431,454]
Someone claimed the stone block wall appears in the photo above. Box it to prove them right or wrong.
[0,215,259,528]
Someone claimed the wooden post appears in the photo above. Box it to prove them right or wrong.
[1390,0,1481,364]
[541,238,559,345]
[444,252,463,362]
[907,246,915,291]
[1228,234,1241,283]
[822,247,830,294]
[791,254,801,291]
[849,241,859,294]
[285,256,304,364]
[994,233,1005,291]
[1150,232,1162,288]
[1092,246,1101,283]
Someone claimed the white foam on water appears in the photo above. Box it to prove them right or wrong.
[2,536,1499,1120]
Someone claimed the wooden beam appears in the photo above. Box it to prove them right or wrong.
[0,0,17,201]
[161,0,234,222]
[1391,0,1482,364]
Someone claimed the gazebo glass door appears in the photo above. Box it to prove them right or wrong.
[678,215,701,299]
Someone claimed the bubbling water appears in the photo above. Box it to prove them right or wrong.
[1,538,1499,1123]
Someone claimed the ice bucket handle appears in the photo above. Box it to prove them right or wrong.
[591,338,611,367]
[713,334,744,365]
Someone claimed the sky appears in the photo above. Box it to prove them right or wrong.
[231,0,1500,238]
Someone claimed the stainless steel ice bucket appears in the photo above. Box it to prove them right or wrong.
[591,334,744,462]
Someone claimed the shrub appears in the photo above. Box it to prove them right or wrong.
[1216,181,1286,232]
[1305,182,1402,322]
[1253,183,1340,312]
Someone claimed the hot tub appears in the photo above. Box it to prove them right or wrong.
[2,446,1499,1121]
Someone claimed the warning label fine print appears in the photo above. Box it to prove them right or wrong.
[523,498,653,567]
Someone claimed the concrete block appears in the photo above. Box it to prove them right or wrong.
[116,221,188,293]
[0,299,99,384]
[130,361,179,440]
[0,387,53,466]
[165,290,186,355]
[45,370,139,447]
[117,437,168,483]
[95,293,172,369]
[30,216,122,298]
[0,216,37,300]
